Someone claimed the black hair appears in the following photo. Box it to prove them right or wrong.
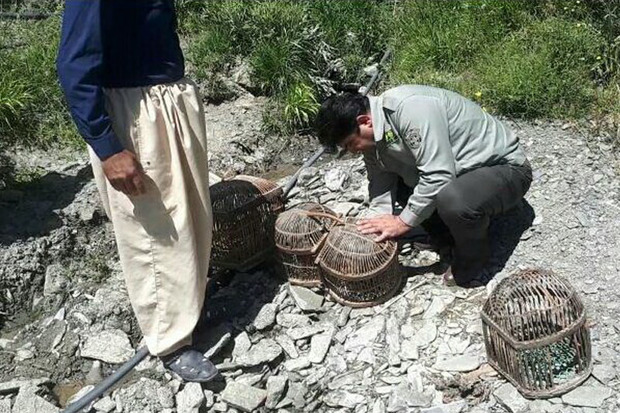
[315,93,370,150]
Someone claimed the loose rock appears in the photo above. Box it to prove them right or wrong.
[235,338,282,367]
[80,329,135,364]
[289,286,324,312]
[324,391,366,409]
[176,383,205,413]
[433,355,481,372]
[266,375,288,409]
[308,331,334,363]
[221,382,267,412]
[493,383,529,413]
[12,386,59,413]
[253,303,277,330]
[561,383,612,408]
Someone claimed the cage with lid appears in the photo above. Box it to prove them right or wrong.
[274,202,340,287]
[210,175,284,271]
[481,268,592,398]
[315,220,402,307]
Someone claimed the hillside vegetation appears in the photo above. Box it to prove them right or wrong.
[0,0,618,152]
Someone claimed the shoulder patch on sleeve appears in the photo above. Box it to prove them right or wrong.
[404,128,422,150]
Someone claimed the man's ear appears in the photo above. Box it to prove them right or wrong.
[356,114,372,127]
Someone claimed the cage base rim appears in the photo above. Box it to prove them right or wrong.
[326,275,402,308]
[487,359,593,399]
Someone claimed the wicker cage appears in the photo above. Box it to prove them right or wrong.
[316,221,402,307]
[210,175,284,271]
[275,203,340,287]
[481,268,592,398]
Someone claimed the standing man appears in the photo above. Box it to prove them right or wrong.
[57,0,217,381]
[316,85,532,287]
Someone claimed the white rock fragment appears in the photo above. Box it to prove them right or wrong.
[289,285,324,311]
[493,383,529,413]
[80,329,135,364]
[253,303,277,330]
[308,331,334,363]
[221,382,267,412]
[235,338,282,367]
[176,383,205,413]
[561,383,612,408]
[324,391,366,409]
[344,316,385,351]
[433,355,481,372]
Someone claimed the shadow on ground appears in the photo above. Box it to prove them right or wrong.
[482,199,536,284]
[0,164,94,245]
[192,261,286,389]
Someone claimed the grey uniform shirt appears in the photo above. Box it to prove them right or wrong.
[364,85,527,227]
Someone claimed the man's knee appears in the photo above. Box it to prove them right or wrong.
[436,184,474,223]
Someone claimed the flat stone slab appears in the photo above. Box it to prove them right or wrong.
[284,356,311,371]
[289,285,324,311]
[562,384,612,408]
[221,382,267,412]
[0,378,50,395]
[253,303,277,330]
[592,364,617,385]
[344,316,385,351]
[80,329,134,364]
[235,338,282,367]
[308,331,333,363]
[13,387,60,413]
[433,355,481,372]
[323,391,366,409]
[420,400,467,413]
[493,383,529,413]
[266,375,288,409]
[232,331,252,360]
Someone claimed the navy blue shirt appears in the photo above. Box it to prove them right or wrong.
[57,0,185,160]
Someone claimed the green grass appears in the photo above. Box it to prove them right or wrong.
[474,18,605,117]
[0,17,81,149]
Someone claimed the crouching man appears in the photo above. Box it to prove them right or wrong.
[315,85,532,287]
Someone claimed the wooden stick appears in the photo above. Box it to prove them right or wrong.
[375,278,427,314]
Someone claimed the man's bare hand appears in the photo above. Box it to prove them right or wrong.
[102,150,147,196]
[357,214,412,242]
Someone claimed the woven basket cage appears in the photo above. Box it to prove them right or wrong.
[316,221,402,307]
[210,175,284,271]
[275,203,339,287]
[481,268,592,398]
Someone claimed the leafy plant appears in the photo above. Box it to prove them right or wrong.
[283,83,319,130]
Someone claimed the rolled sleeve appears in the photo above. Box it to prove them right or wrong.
[56,0,123,160]
[396,96,456,226]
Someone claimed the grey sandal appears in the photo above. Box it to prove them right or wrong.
[161,347,219,382]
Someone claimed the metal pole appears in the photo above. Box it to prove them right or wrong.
[62,347,150,413]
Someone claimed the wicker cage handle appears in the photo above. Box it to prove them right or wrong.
[302,211,346,225]
[309,232,330,255]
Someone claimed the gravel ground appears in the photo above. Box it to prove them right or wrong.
[0,101,619,412]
